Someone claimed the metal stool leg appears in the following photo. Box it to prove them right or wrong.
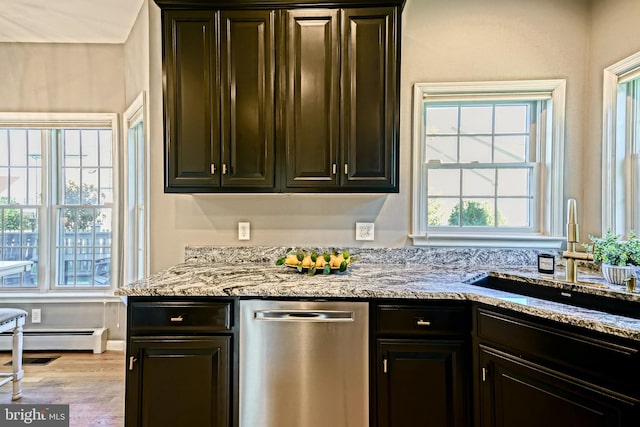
[11,324,23,401]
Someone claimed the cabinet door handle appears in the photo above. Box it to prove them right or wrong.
[129,356,137,371]
[344,164,348,174]
[383,358,388,373]
[222,164,228,175]
[170,315,184,322]
[210,164,216,175]
[416,319,431,327]
[332,164,337,175]
[482,367,487,382]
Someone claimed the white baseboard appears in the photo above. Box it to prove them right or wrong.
[106,340,125,352]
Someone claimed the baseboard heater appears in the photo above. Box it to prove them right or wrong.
[0,328,108,354]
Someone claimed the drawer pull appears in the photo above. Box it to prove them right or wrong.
[416,319,431,327]
[170,315,184,322]
[560,292,572,298]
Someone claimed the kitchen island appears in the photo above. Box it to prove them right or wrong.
[117,246,640,427]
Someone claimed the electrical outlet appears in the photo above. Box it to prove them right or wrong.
[355,222,375,241]
[238,222,251,241]
[31,308,41,323]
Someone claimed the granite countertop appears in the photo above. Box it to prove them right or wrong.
[116,257,640,342]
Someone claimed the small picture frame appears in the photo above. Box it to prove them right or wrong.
[537,254,555,274]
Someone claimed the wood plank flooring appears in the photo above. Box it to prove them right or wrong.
[0,351,125,427]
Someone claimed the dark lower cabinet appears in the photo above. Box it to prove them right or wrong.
[473,305,640,427]
[377,340,467,427]
[126,337,230,427]
[373,302,471,427]
[477,345,636,427]
[125,298,236,427]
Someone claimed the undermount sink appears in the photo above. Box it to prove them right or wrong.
[472,275,640,320]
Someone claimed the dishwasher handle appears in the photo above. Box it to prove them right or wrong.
[254,309,355,322]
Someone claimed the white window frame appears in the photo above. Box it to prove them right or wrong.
[122,92,149,285]
[602,51,640,236]
[0,112,120,299]
[411,80,566,248]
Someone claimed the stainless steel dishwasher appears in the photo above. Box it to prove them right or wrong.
[239,299,369,427]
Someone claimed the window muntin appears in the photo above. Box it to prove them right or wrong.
[0,115,117,292]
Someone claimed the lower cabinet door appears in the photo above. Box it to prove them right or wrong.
[377,339,468,427]
[126,336,231,427]
[477,345,639,427]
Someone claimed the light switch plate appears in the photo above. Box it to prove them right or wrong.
[32,308,41,323]
[238,222,250,241]
[355,222,374,241]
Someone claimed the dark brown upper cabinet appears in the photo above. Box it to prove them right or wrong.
[159,0,404,193]
[163,10,219,191]
[283,9,340,189]
[219,10,276,189]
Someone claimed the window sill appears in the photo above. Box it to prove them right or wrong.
[409,233,565,249]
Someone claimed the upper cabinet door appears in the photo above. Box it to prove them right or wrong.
[284,9,340,189]
[163,10,219,192]
[220,10,276,189]
[341,8,398,192]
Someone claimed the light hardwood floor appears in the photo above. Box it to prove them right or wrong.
[0,351,125,427]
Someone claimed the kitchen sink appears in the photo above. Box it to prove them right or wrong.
[472,275,640,320]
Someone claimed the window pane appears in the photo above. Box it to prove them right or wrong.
[0,130,8,166]
[497,198,530,227]
[81,168,99,204]
[8,168,27,205]
[56,207,111,287]
[459,136,491,163]
[494,135,528,163]
[495,105,529,133]
[426,136,458,163]
[426,106,458,134]
[460,105,492,134]
[99,168,113,204]
[462,169,495,197]
[99,130,113,167]
[428,169,460,195]
[428,197,458,226]
[63,130,81,167]
[459,199,495,226]
[8,130,27,167]
[497,169,530,196]
[63,169,82,204]
[82,130,100,167]
[0,207,38,288]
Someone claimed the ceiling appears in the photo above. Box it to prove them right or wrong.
[0,0,145,43]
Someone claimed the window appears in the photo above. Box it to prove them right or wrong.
[0,113,119,293]
[603,51,640,237]
[123,93,148,283]
[411,81,566,248]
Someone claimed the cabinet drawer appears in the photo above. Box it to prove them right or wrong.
[377,304,469,336]
[130,301,232,333]
[475,307,640,397]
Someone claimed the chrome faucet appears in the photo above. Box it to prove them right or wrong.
[562,199,593,282]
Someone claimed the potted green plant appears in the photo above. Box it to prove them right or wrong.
[586,230,640,285]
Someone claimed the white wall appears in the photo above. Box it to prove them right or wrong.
[0,43,124,112]
[147,0,594,271]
